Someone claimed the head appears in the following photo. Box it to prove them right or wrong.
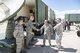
[16,16,23,25]
[56,18,61,24]
[30,16,34,21]
[44,20,50,25]
[23,16,29,22]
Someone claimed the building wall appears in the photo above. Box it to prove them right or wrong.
[65,14,80,22]
[17,5,30,17]
[37,0,46,23]
[50,9,55,20]
[45,5,48,19]
[48,8,55,24]
[17,0,55,23]
[48,8,55,20]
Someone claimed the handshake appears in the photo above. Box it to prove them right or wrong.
[36,29,40,31]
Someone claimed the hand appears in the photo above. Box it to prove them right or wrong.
[36,29,40,31]
[23,22,25,24]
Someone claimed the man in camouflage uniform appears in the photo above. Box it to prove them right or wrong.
[40,20,53,47]
[54,18,63,51]
[25,16,39,48]
[13,16,24,53]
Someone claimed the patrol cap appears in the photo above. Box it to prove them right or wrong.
[14,16,29,22]
[14,16,23,22]
[14,16,19,21]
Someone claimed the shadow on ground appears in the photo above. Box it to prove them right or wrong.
[34,35,55,40]
[59,47,77,53]
[27,45,58,53]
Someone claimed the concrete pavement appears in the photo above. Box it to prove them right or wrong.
[27,26,80,53]
[0,23,80,53]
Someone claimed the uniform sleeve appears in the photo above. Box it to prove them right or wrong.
[54,23,61,30]
[40,25,44,30]
[30,21,37,30]
[31,24,37,30]
[13,27,19,38]
[40,25,44,34]
[50,25,53,34]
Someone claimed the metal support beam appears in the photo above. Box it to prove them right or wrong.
[5,17,15,39]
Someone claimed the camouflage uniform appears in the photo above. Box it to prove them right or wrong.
[13,24,24,53]
[40,24,53,46]
[54,22,63,50]
[25,20,36,46]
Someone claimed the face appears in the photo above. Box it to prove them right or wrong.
[56,19,61,23]
[25,18,28,22]
[19,20,23,25]
[44,20,48,25]
[30,16,34,21]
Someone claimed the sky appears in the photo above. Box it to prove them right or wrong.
[42,0,80,19]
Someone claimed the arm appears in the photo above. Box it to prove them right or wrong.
[31,23,37,30]
[50,25,53,34]
[40,25,44,34]
[13,27,19,38]
[54,23,62,30]
[40,25,44,30]
[30,21,37,30]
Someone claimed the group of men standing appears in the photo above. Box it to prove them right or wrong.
[63,20,71,31]
[13,16,64,53]
[13,16,39,53]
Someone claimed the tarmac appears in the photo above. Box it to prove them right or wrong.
[0,23,80,53]
[27,26,80,53]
